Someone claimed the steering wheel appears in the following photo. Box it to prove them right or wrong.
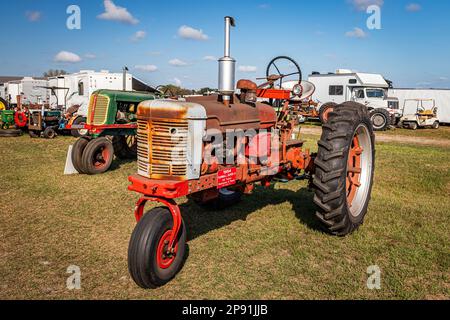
[266,56,302,89]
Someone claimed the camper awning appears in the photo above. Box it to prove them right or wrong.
[355,73,389,88]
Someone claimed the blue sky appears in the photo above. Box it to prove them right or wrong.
[1,0,449,89]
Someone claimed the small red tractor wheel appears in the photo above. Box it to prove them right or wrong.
[14,111,28,127]
[128,207,187,288]
[313,101,375,236]
[71,136,92,174]
[319,102,337,124]
[81,137,114,175]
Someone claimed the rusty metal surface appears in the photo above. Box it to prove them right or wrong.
[186,95,276,132]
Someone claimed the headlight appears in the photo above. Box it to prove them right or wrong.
[292,84,302,96]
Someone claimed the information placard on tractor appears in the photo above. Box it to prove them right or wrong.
[217,168,237,189]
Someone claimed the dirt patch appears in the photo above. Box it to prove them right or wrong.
[300,126,450,147]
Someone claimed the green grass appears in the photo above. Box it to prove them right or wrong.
[0,134,449,300]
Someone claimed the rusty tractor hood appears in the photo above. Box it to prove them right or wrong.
[137,95,277,132]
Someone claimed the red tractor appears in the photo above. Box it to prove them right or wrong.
[126,17,375,288]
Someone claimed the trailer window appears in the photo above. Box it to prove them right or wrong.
[329,86,344,96]
[355,89,365,99]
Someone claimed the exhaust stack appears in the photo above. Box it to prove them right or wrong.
[218,16,236,105]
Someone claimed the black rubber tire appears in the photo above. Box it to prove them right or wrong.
[409,122,418,130]
[319,102,337,124]
[0,129,22,137]
[81,137,114,175]
[29,130,40,138]
[43,127,56,139]
[71,117,88,138]
[112,135,137,159]
[128,207,187,289]
[432,121,439,129]
[369,108,390,131]
[71,136,92,174]
[313,101,375,236]
[192,189,242,210]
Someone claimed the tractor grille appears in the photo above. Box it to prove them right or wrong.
[88,94,109,125]
[137,119,188,179]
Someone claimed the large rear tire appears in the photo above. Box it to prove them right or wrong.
[81,137,114,175]
[112,135,137,159]
[128,207,187,288]
[313,102,375,236]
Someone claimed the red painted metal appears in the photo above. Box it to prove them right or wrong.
[128,175,190,199]
[256,88,291,100]
[14,111,28,127]
[156,230,178,269]
[133,197,182,251]
[217,168,237,189]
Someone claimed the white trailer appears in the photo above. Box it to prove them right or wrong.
[2,77,49,107]
[308,70,399,130]
[389,88,450,124]
[48,70,133,116]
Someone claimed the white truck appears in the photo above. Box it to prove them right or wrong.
[389,88,450,124]
[308,69,400,130]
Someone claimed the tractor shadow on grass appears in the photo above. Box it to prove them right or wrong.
[181,185,324,242]
[109,158,135,172]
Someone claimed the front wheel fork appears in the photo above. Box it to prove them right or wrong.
[134,197,182,251]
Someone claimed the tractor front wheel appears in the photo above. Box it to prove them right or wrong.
[313,102,375,236]
[72,136,92,174]
[81,137,114,175]
[128,207,187,288]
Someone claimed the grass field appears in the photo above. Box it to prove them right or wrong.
[0,130,449,300]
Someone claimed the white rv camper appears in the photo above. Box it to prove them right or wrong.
[389,88,450,124]
[308,70,399,130]
[48,70,133,116]
[2,77,49,107]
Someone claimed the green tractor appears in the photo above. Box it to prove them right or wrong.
[0,109,26,137]
[69,90,159,175]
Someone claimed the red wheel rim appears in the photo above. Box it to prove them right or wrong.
[156,230,178,269]
[93,146,110,169]
[346,134,363,207]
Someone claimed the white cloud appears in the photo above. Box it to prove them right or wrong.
[97,0,139,25]
[345,27,368,38]
[178,25,209,41]
[203,56,217,61]
[349,0,384,11]
[169,58,189,67]
[173,78,182,86]
[26,11,42,22]
[134,65,158,72]
[238,66,258,73]
[85,53,96,59]
[406,3,422,12]
[131,30,146,42]
[439,77,448,81]
[54,51,82,63]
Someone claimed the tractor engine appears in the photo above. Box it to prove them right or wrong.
[135,95,277,182]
